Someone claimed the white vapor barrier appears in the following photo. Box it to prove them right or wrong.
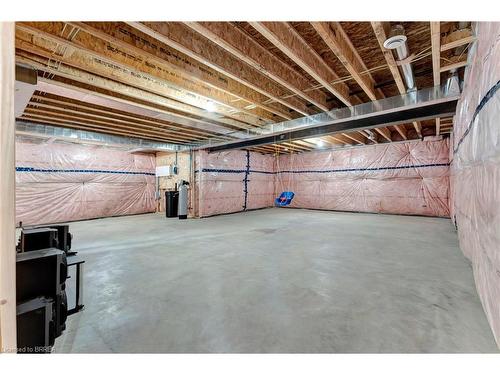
[451,22,500,348]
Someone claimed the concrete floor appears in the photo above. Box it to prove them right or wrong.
[54,208,498,353]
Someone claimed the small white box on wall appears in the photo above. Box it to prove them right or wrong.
[156,165,172,177]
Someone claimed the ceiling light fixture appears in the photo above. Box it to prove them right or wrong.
[205,101,217,113]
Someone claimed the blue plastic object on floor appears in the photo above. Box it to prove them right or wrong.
[275,191,295,206]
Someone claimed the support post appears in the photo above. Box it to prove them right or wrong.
[0,22,17,353]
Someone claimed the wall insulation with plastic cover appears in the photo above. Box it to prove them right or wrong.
[194,137,450,218]
[451,22,500,347]
[16,140,156,226]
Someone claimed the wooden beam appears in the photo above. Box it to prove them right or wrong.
[68,22,295,121]
[125,21,314,117]
[413,121,423,138]
[0,22,17,353]
[342,131,366,145]
[371,22,407,94]
[185,22,330,112]
[249,22,352,106]
[328,134,354,145]
[430,22,441,86]
[441,28,474,51]
[16,52,245,135]
[20,113,193,144]
[30,93,218,139]
[312,22,378,101]
[435,117,441,136]
[25,103,203,142]
[430,22,441,134]
[375,127,392,142]
[393,125,408,140]
[440,59,468,73]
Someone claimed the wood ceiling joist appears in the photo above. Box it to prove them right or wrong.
[430,22,441,86]
[293,140,318,149]
[393,125,408,140]
[435,117,441,136]
[16,24,269,128]
[439,59,468,73]
[19,115,195,144]
[374,127,392,142]
[67,22,295,122]
[30,93,222,139]
[23,107,204,143]
[312,22,396,142]
[312,22,378,101]
[26,101,203,142]
[184,22,330,112]
[371,22,407,94]
[249,22,352,107]
[342,131,366,145]
[125,22,314,117]
[430,22,441,135]
[15,48,252,134]
[371,22,422,138]
[282,142,312,151]
[16,52,246,135]
[327,134,354,145]
[440,28,474,52]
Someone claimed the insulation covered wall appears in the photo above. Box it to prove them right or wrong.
[451,22,500,347]
[275,138,450,217]
[16,140,156,226]
[196,150,275,217]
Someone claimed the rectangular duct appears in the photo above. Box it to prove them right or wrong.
[198,85,460,152]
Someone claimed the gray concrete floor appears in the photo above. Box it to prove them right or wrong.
[54,208,498,353]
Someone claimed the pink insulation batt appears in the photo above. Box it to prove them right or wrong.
[16,140,156,226]
[275,138,450,217]
[450,22,500,347]
[196,150,275,217]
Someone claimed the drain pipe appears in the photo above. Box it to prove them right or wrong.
[383,25,416,92]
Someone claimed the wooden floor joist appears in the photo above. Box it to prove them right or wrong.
[67,22,297,122]
[185,22,330,112]
[16,25,272,128]
[125,22,314,117]
[14,21,464,150]
[249,22,352,107]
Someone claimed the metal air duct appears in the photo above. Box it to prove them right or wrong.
[383,25,416,92]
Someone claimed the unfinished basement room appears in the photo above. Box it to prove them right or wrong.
[1,10,500,360]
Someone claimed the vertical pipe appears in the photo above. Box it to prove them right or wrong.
[0,22,17,352]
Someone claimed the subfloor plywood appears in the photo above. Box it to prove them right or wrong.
[54,208,498,353]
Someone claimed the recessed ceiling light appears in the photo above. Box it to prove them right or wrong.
[205,101,217,112]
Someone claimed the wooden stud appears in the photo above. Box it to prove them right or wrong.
[435,117,441,136]
[0,22,17,352]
